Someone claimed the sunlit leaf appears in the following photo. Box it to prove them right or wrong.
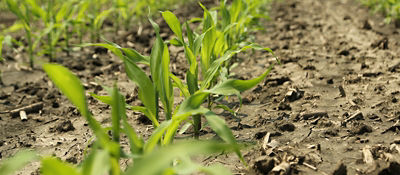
[162,11,183,41]
[81,149,111,175]
[0,150,38,175]
[124,58,159,127]
[125,141,237,175]
[41,157,81,175]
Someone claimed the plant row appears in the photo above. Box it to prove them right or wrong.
[0,0,188,67]
[0,0,276,175]
[361,0,400,23]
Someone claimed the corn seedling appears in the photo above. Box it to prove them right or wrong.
[2,0,188,67]
[6,0,35,68]
[0,35,4,61]
[0,63,242,175]
[85,11,276,154]
[361,0,400,23]
[42,63,238,174]
[217,0,272,50]
[162,9,276,137]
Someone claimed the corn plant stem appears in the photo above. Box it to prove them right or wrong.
[115,14,120,36]
[155,89,159,121]
[78,25,84,44]
[124,18,131,31]
[47,33,53,62]
[90,19,95,42]
[207,95,212,109]
[0,71,3,85]
[23,6,34,69]
[47,0,54,62]
[26,30,34,69]
[193,114,201,139]
[64,26,70,56]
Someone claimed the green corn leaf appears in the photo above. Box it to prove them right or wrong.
[178,122,192,134]
[25,0,46,20]
[170,73,190,98]
[143,120,171,154]
[188,17,203,23]
[82,42,149,65]
[122,117,144,155]
[124,141,237,175]
[6,0,29,25]
[204,111,245,165]
[193,30,207,56]
[201,50,235,90]
[80,148,111,175]
[220,1,231,29]
[43,64,114,154]
[185,22,195,50]
[43,64,90,120]
[201,45,276,90]
[214,104,237,117]
[80,43,124,59]
[0,150,38,175]
[172,156,232,175]
[199,2,214,31]
[1,22,24,34]
[148,17,160,36]
[200,27,217,77]
[129,106,149,114]
[94,9,113,30]
[160,45,174,120]
[91,93,148,118]
[76,1,90,23]
[149,17,164,86]
[50,23,65,46]
[121,48,150,64]
[169,38,183,46]
[111,85,124,143]
[0,36,4,61]
[214,31,228,57]
[90,93,112,105]
[41,157,81,175]
[176,91,210,115]
[200,164,232,175]
[150,39,163,89]
[209,63,275,95]
[56,2,73,23]
[199,3,217,76]
[123,58,159,127]
[163,119,184,145]
[162,11,183,41]
[163,92,210,145]
[171,156,200,174]
[184,45,199,95]
[230,0,243,23]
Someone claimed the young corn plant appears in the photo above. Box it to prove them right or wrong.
[218,0,272,50]
[5,0,36,68]
[162,10,277,136]
[42,0,77,57]
[70,1,90,44]
[86,10,276,144]
[361,0,400,23]
[0,63,243,175]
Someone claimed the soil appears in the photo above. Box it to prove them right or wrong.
[1,0,400,174]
